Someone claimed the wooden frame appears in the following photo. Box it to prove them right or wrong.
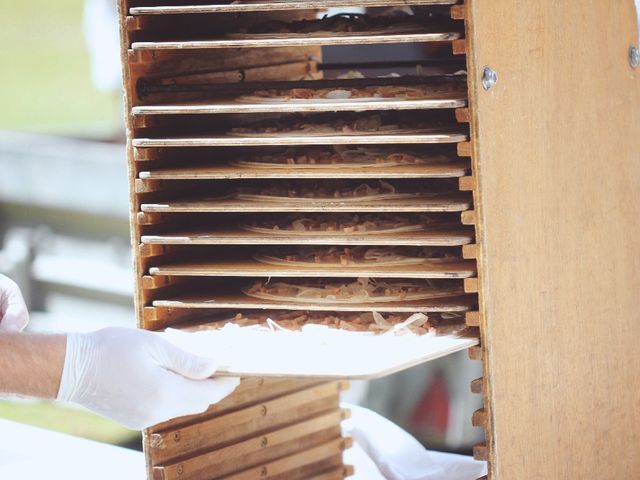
[117,0,640,477]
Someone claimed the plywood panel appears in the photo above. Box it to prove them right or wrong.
[467,1,640,478]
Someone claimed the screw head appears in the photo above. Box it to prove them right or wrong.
[630,46,640,68]
[482,66,498,90]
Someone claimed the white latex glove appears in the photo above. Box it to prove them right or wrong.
[0,274,29,333]
[57,327,240,430]
[342,403,487,480]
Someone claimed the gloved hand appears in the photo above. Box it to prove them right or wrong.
[0,274,29,333]
[57,327,240,430]
[342,403,487,480]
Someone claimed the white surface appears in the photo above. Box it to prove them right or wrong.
[343,404,488,480]
[0,419,145,479]
[164,324,478,379]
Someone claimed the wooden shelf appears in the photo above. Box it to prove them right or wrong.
[131,31,461,50]
[149,258,477,279]
[130,1,459,16]
[139,161,471,180]
[141,228,474,246]
[141,194,472,213]
[152,292,476,312]
[132,96,467,116]
[133,131,468,148]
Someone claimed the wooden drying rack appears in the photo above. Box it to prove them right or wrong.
[117,0,640,478]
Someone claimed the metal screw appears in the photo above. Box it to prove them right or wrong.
[631,46,640,68]
[177,465,184,476]
[482,66,498,90]
[173,432,181,442]
[261,436,268,447]
[260,405,268,416]
[260,467,268,477]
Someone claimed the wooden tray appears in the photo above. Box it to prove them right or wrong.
[133,131,468,147]
[163,326,479,379]
[141,194,472,213]
[138,161,470,180]
[131,31,461,50]
[130,0,458,15]
[141,228,474,246]
[132,95,467,115]
[149,258,477,279]
[152,292,475,312]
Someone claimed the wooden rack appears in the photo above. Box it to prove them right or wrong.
[118,0,640,478]
[118,1,479,477]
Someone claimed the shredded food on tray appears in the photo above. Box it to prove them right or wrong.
[185,311,468,336]
[231,147,451,168]
[234,180,429,202]
[242,277,464,304]
[228,113,435,136]
[254,246,460,266]
[228,13,429,37]
[239,213,442,235]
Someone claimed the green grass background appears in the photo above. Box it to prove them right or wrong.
[0,0,136,447]
[0,0,121,134]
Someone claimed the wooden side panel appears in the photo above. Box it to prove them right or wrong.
[467,1,640,478]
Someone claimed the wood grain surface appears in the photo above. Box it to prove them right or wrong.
[148,258,477,279]
[139,161,470,180]
[468,0,640,478]
[141,228,475,246]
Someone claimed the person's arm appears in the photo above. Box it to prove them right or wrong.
[0,333,66,398]
[0,275,239,430]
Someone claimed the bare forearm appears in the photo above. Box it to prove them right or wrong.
[0,334,66,398]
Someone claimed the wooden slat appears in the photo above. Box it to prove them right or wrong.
[153,409,347,480]
[457,141,472,156]
[141,194,472,214]
[139,244,179,258]
[450,4,466,20]
[472,408,487,427]
[222,439,349,480]
[462,243,477,259]
[149,379,323,433]
[307,465,353,480]
[141,229,475,247]
[465,311,480,327]
[152,293,476,313]
[455,107,470,123]
[458,175,474,191]
[452,39,466,55]
[473,442,488,461]
[468,345,482,361]
[132,96,467,116]
[149,259,477,279]
[133,131,469,148]
[135,178,163,193]
[461,209,476,225]
[142,275,190,290]
[139,161,471,181]
[463,277,478,293]
[131,32,462,51]
[148,382,343,464]
[470,377,484,394]
[130,0,458,15]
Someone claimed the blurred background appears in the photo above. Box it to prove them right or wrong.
[0,0,139,448]
[0,0,482,454]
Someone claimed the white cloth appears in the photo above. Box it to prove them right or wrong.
[83,0,122,93]
[343,403,488,480]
